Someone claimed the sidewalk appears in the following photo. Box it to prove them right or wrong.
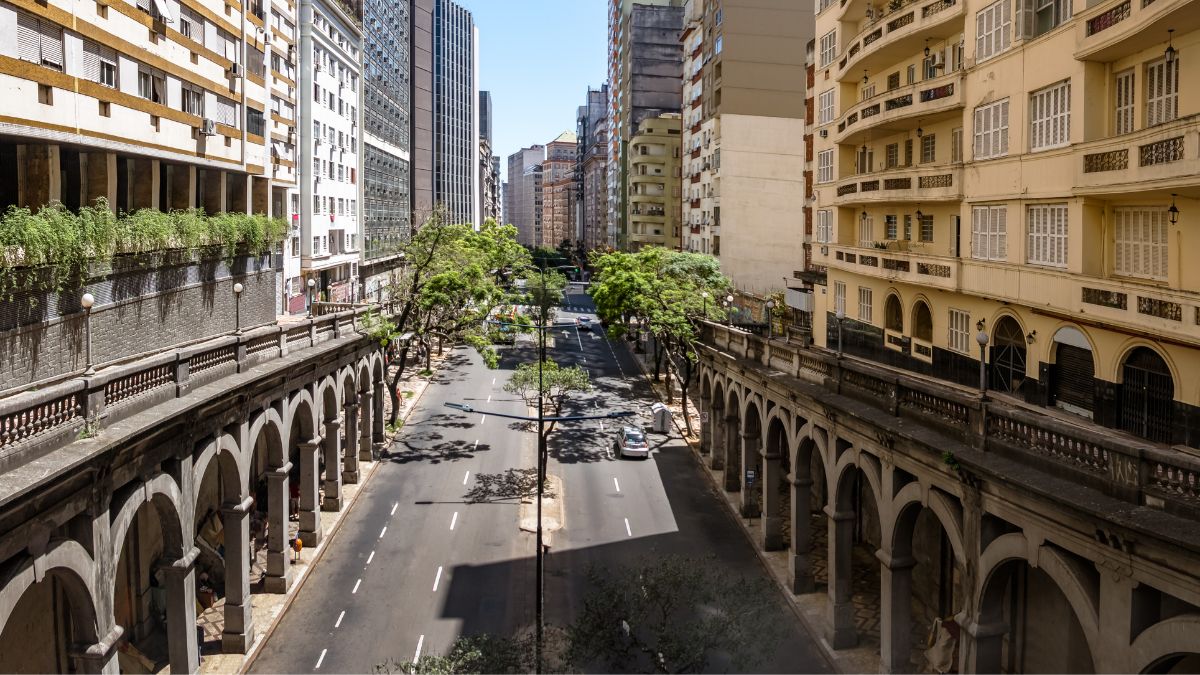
[626,341,879,675]
[194,349,451,675]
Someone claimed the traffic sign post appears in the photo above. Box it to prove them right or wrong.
[745,469,757,524]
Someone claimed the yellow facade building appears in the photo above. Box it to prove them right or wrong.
[810,0,1199,446]
[629,112,683,250]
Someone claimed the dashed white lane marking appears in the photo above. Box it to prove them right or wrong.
[624,518,632,537]
[480,415,486,425]
[366,550,375,565]
[614,477,621,492]
[463,470,471,485]
[334,611,345,628]
[492,377,496,385]
[432,566,444,592]
[487,394,491,402]
[352,578,362,594]
[414,635,425,662]
[379,526,387,539]
[600,420,605,431]
[473,439,478,451]
[450,512,459,530]
[390,502,398,516]
[315,648,327,669]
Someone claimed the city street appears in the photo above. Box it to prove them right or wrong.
[248,285,833,673]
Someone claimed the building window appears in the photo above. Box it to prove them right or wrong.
[247,109,264,136]
[181,84,204,116]
[1145,57,1179,127]
[971,205,1008,261]
[859,214,874,248]
[213,95,238,127]
[1114,208,1168,280]
[818,90,835,125]
[948,308,971,354]
[975,0,1011,62]
[1029,80,1070,151]
[17,13,64,71]
[83,41,118,88]
[834,281,846,315]
[816,209,832,243]
[921,135,936,163]
[919,214,934,242]
[858,287,873,324]
[179,6,204,41]
[885,214,898,240]
[138,67,165,103]
[817,149,834,183]
[1020,0,1071,39]
[887,72,900,90]
[313,236,320,253]
[861,83,876,101]
[818,0,836,12]
[973,99,1009,160]
[907,64,916,84]
[1026,203,1068,267]
[1114,69,1134,135]
[819,30,836,68]
[885,143,899,169]
[951,127,963,162]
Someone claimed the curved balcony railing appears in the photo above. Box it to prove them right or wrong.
[832,164,962,205]
[836,0,964,82]
[834,72,964,144]
[1075,0,1194,63]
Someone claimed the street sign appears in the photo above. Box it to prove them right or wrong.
[745,469,756,486]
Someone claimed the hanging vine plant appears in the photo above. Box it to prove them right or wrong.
[0,198,285,301]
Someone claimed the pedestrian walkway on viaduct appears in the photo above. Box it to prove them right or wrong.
[0,308,392,673]
[694,322,1200,674]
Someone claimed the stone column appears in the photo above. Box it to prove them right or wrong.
[342,403,361,483]
[709,409,725,470]
[18,143,60,208]
[70,625,123,674]
[322,420,343,510]
[956,488,984,674]
[826,506,858,649]
[372,379,386,454]
[85,152,117,206]
[1095,571,1136,673]
[761,453,784,550]
[358,388,374,462]
[698,395,711,455]
[789,476,816,594]
[264,464,292,593]
[297,439,324,547]
[161,547,200,674]
[740,432,760,515]
[878,550,917,673]
[723,415,740,491]
[220,498,255,653]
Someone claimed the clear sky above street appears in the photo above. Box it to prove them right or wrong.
[459,0,608,184]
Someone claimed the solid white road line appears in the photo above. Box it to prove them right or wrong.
[576,328,583,350]
[614,477,621,492]
[390,502,398,516]
[624,518,632,537]
[450,512,458,530]
[315,648,327,669]
[433,566,444,592]
[335,611,345,628]
[379,526,387,539]
[414,635,425,662]
[352,579,362,594]
[463,470,471,485]
[366,551,375,565]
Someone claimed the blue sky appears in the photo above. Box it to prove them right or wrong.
[459,0,608,183]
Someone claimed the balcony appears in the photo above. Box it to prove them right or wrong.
[836,0,965,82]
[835,72,964,145]
[1075,0,1200,62]
[833,165,962,205]
[819,243,960,290]
[959,261,1200,345]
[1076,115,1200,195]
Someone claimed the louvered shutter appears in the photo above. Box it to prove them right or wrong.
[998,101,1009,154]
[83,41,102,82]
[1054,344,1094,411]
[1114,70,1134,134]
[17,13,40,63]
[40,20,63,69]
[995,207,1007,260]
[972,208,985,259]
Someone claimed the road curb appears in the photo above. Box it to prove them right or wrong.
[238,352,446,673]
[622,341,846,675]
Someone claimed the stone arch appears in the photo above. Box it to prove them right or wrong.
[1044,323,1098,366]
[722,386,743,492]
[887,482,966,566]
[1110,340,1181,398]
[315,375,342,425]
[832,448,883,513]
[286,389,319,447]
[192,432,247,504]
[826,444,885,650]
[109,473,188,566]
[247,406,287,468]
[370,352,386,384]
[1132,614,1200,673]
[338,365,358,406]
[974,533,1101,673]
[884,292,904,332]
[910,297,934,342]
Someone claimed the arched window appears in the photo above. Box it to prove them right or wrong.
[884,294,903,332]
[1120,347,1174,443]
[911,301,933,342]
[990,316,1027,394]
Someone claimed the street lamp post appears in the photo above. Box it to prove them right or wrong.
[233,282,244,335]
[976,323,989,395]
[835,308,846,357]
[81,292,95,376]
[306,278,316,318]
[725,294,734,326]
[765,299,776,340]
[701,291,709,318]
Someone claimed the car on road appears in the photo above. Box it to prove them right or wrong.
[576,316,592,331]
[615,426,650,459]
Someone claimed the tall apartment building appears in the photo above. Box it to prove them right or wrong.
[540,131,578,249]
[680,0,811,297]
[432,0,478,227]
[288,0,361,311]
[629,113,682,250]
[606,0,685,249]
[411,0,434,216]
[506,145,544,246]
[478,90,500,222]
[576,84,610,252]
[0,0,293,227]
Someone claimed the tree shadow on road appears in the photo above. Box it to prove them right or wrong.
[463,468,556,503]
[387,439,492,464]
[406,412,474,429]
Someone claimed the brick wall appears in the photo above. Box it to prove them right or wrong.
[1,256,277,393]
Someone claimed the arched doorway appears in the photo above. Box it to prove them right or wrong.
[911,301,933,342]
[741,401,763,519]
[884,295,903,333]
[990,316,1027,394]
[1050,327,1095,416]
[1120,347,1174,443]
[0,553,101,673]
[788,432,828,595]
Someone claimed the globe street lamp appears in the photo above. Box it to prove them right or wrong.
[306,277,317,318]
[726,294,735,326]
[765,299,776,340]
[701,290,709,318]
[233,282,244,335]
[81,292,96,376]
[835,308,846,358]
[976,321,990,395]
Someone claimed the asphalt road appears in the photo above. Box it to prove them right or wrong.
[249,284,833,674]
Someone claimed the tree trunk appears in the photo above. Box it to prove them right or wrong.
[662,339,674,404]
[653,337,662,381]
[679,357,695,436]
[387,344,411,426]
[423,337,432,370]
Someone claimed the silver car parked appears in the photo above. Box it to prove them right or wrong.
[615,426,649,459]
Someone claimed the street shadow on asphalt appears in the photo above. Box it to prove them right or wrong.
[385,438,493,464]
[461,468,556,503]
[406,412,474,429]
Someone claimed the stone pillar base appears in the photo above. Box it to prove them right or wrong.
[762,517,784,551]
[264,572,292,594]
[828,601,858,649]
[342,469,360,485]
[322,493,344,511]
[221,601,255,654]
[359,447,373,462]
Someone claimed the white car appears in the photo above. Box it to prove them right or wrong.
[576,316,592,331]
[615,426,650,459]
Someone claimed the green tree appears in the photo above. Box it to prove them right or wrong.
[589,247,730,433]
[503,359,591,439]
